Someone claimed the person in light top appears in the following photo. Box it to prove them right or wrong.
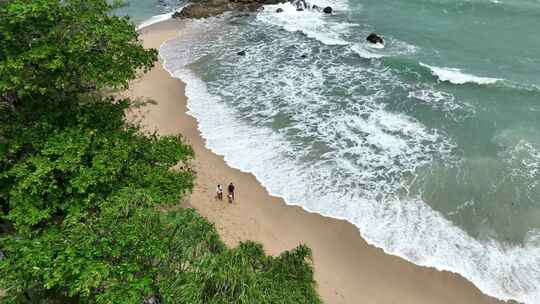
[216,184,223,201]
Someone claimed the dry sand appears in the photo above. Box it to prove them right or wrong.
[128,19,505,304]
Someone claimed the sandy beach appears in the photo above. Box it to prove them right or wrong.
[128,19,505,304]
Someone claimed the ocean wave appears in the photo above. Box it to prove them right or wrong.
[257,1,418,60]
[159,17,540,304]
[420,62,503,85]
[136,12,175,30]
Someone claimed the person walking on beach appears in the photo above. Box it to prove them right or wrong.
[228,182,235,203]
[216,184,223,201]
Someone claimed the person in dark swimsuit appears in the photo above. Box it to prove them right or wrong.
[228,182,235,203]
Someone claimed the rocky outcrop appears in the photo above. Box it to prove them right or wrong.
[172,0,337,19]
[294,0,308,11]
[366,33,384,44]
[174,0,286,19]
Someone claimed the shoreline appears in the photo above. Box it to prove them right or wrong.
[129,19,505,304]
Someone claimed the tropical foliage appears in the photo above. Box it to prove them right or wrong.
[0,0,320,303]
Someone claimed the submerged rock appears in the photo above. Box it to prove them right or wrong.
[237,50,246,56]
[276,7,284,13]
[366,33,384,44]
[323,6,332,14]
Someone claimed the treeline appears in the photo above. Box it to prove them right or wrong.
[0,0,320,303]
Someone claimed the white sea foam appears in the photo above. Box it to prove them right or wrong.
[407,89,476,122]
[258,0,418,60]
[136,12,175,30]
[257,0,352,45]
[351,43,384,59]
[159,18,540,304]
[368,42,385,49]
[420,62,503,85]
[448,199,475,216]
[351,40,418,59]
[494,127,540,185]
[258,1,418,60]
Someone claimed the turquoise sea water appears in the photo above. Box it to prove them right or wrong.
[114,0,184,24]
[125,1,540,302]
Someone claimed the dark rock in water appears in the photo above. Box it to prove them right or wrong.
[295,0,307,11]
[237,50,246,56]
[276,7,284,13]
[323,6,332,14]
[312,5,319,10]
[366,33,384,44]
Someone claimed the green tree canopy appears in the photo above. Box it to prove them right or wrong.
[0,0,321,303]
[0,0,156,105]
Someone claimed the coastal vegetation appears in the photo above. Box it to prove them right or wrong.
[0,0,320,303]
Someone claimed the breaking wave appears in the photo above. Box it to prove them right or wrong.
[136,12,174,30]
[420,62,503,85]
